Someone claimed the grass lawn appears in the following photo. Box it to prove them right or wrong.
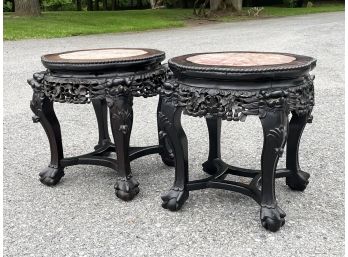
[218,3,345,21]
[4,9,192,40]
[264,3,344,16]
[4,3,344,40]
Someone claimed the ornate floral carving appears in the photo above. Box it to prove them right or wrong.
[158,130,167,140]
[160,75,314,121]
[27,66,167,104]
[30,88,46,122]
[287,75,315,116]
[157,111,172,127]
[111,108,133,134]
[267,126,286,156]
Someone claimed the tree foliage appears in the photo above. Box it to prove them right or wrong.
[5,0,247,13]
[42,0,71,10]
[3,0,13,11]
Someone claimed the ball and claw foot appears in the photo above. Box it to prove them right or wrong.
[286,170,310,191]
[161,187,189,211]
[260,205,286,232]
[114,176,140,201]
[39,165,65,186]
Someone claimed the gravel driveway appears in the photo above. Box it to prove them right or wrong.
[3,12,344,257]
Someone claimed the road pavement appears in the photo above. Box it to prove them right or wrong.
[3,12,345,257]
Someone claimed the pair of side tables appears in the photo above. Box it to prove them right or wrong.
[28,48,316,232]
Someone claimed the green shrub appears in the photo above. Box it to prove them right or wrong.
[283,0,305,7]
[3,0,13,12]
[163,0,179,8]
[42,0,72,11]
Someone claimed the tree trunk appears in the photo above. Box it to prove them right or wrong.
[76,0,82,11]
[112,0,116,9]
[210,0,242,11]
[230,0,242,11]
[10,0,15,12]
[210,0,221,11]
[136,0,143,8]
[181,0,188,8]
[95,0,100,10]
[103,0,108,10]
[87,0,93,10]
[14,0,40,16]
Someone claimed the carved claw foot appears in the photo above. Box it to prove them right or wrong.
[202,160,218,175]
[161,187,189,211]
[114,176,140,201]
[286,170,310,191]
[260,205,286,232]
[39,165,65,186]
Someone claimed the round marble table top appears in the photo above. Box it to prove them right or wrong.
[41,48,165,71]
[58,49,148,60]
[186,52,296,67]
[168,51,316,81]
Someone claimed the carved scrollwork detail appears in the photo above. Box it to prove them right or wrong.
[28,71,99,104]
[30,88,46,122]
[160,75,314,121]
[287,75,315,116]
[267,126,286,156]
[28,66,167,104]
[110,108,133,134]
[158,111,172,128]
[158,130,167,139]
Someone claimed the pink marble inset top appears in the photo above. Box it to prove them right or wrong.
[186,53,296,67]
[58,49,148,60]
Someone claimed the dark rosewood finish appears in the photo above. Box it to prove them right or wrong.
[159,51,316,232]
[29,48,173,201]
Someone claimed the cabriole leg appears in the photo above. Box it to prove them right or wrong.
[92,99,111,150]
[259,110,288,232]
[159,101,189,211]
[286,111,311,191]
[30,92,64,186]
[157,96,175,166]
[202,117,221,175]
[108,95,139,201]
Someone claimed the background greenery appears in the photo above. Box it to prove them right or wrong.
[4,9,190,40]
[4,3,344,40]
[4,0,344,11]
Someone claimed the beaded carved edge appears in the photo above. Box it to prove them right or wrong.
[41,50,165,66]
[168,53,316,74]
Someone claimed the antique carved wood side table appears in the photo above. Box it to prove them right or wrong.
[28,48,173,201]
[159,51,316,232]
